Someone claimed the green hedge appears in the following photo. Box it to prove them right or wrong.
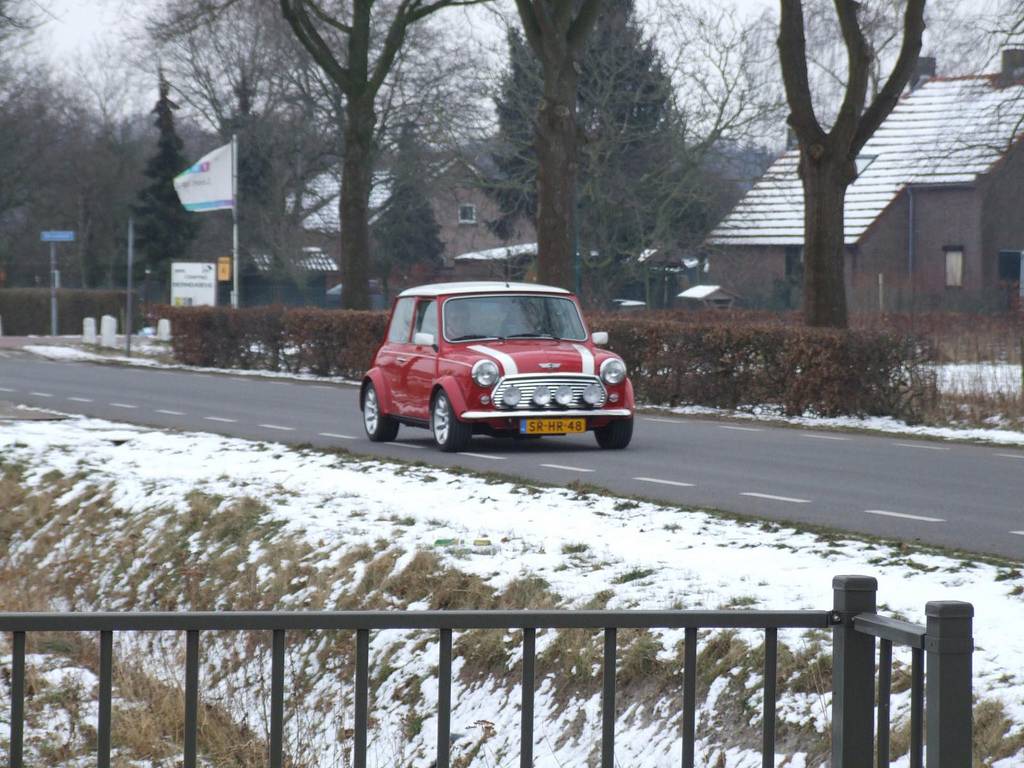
[0,289,128,336]
[165,306,937,419]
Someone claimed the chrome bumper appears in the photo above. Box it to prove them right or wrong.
[459,408,632,420]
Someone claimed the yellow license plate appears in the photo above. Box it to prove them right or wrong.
[520,418,586,435]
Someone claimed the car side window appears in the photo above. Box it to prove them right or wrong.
[413,299,438,340]
[387,298,416,343]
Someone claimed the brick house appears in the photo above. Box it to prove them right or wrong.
[302,154,535,297]
[707,53,1024,312]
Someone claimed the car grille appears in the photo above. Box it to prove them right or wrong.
[491,375,607,410]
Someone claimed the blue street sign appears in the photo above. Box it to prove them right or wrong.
[40,231,75,242]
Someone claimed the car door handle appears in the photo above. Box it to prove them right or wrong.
[396,356,408,364]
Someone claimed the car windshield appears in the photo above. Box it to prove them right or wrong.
[443,295,587,342]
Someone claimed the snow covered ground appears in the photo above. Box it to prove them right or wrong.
[1,416,1022,767]
[935,362,1021,397]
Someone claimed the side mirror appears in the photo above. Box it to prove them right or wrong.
[591,331,609,346]
[413,332,436,347]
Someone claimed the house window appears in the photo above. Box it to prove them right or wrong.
[944,247,964,288]
[998,250,1022,282]
[458,204,477,224]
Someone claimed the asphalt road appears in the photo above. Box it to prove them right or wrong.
[1,349,1022,560]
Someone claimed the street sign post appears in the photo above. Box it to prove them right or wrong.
[40,231,75,336]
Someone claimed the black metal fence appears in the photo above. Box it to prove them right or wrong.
[0,575,973,768]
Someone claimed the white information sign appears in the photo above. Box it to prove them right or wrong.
[171,262,217,307]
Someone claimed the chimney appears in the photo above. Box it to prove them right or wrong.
[1000,49,1024,86]
[910,56,936,90]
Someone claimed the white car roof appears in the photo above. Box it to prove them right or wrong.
[398,281,572,298]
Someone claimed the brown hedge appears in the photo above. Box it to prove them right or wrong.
[165,306,936,419]
[164,306,387,379]
[0,288,128,336]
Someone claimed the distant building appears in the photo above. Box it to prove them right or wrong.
[707,53,1024,312]
[301,153,535,297]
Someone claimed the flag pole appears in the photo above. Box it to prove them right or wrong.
[231,133,239,309]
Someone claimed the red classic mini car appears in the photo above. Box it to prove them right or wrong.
[361,282,634,451]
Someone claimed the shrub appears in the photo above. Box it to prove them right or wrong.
[0,289,129,336]
[165,306,387,379]
[165,305,936,419]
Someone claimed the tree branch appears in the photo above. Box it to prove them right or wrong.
[851,0,925,154]
[777,0,825,144]
[279,0,353,93]
[830,0,871,144]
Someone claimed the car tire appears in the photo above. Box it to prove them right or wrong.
[432,390,472,452]
[594,417,633,449]
[363,382,399,442]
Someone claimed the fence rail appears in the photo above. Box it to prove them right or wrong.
[1,575,974,768]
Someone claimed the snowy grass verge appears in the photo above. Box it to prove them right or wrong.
[0,417,1022,766]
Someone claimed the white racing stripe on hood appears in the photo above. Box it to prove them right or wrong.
[573,344,595,375]
[468,344,518,375]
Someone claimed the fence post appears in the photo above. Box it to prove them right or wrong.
[926,601,974,768]
[831,575,877,768]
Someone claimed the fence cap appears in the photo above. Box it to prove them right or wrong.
[925,600,974,619]
[832,575,878,591]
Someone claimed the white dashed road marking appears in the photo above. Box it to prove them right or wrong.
[896,443,949,451]
[156,409,185,416]
[30,391,53,397]
[642,417,682,425]
[259,424,295,432]
[996,453,1024,460]
[68,397,93,403]
[633,477,695,488]
[1011,531,1024,536]
[801,433,848,441]
[392,442,425,450]
[864,509,945,523]
[110,403,138,409]
[0,387,15,392]
[720,425,762,432]
[319,432,356,440]
[741,492,811,504]
[541,463,595,473]
[204,416,236,423]
[458,452,506,461]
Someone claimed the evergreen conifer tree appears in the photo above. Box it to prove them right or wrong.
[134,71,198,287]
[491,0,709,301]
[373,123,444,295]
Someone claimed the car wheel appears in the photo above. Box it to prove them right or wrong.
[594,417,633,449]
[363,382,399,442]
[432,390,472,452]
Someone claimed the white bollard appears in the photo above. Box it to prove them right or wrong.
[157,318,171,342]
[100,315,117,348]
[83,317,97,345]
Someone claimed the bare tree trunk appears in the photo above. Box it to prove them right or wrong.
[535,65,577,289]
[340,97,374,309]
[800,150,853,326]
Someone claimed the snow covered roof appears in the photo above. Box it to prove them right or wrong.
[709,76,1024,247]
[251,249,339,274]
[399,281,570,297]
[453,243,537,262]
[301,172,393,233]
[678,284,729,299]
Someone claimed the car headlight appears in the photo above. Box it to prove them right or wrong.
[501,385,521,408]
[554,385,574,407]
[600,358,627,385]
[582,382,603,406]
[472,359,499,387]
[533,387,552,407]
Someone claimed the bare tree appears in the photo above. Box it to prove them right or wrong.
[513,0,603,290]
[778,0,926,328]
[279,0,488,308]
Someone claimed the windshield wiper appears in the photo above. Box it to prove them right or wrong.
[449,334,491,341]
[505,333,560,340]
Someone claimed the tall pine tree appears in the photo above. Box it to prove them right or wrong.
[134,71,198,287]
[373,123,444,297]
[491,0,712,302]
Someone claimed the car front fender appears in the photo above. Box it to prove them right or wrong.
[362,368,397,416]
[433,375,471,418]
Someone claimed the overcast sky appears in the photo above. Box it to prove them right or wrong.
[40,0,777,62]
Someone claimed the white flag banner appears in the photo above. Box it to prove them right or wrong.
[173,142,234,212]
